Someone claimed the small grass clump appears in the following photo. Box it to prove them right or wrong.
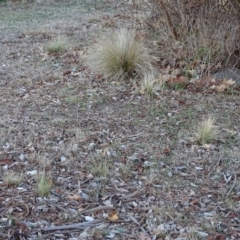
[196,117,217,144]
[87,29,153,80]
[35,174,52,197]
[140,73,157,96]
[44,36,69,53]
[90,160,108,178]
[119,164,131,176]
[3,171,22,187]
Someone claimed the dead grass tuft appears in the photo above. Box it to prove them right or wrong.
[35,174,52,197]
[3,171,22,187]
[196,116,217,145]
[140,72,158,96]
[87,28,153,80]
[90,162,108,178]
[44,36,70,53]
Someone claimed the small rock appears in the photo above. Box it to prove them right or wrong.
[60,156,66,162]
[27,170,37,176]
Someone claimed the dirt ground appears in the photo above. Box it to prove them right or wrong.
[1,1,240,240]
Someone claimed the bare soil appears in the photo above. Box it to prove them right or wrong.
[1,1,240,240]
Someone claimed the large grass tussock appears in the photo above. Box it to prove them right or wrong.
[87,29,153,80]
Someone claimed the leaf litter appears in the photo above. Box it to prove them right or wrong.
[0,1,240,240]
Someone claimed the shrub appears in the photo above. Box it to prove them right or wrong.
[148,0,240,72]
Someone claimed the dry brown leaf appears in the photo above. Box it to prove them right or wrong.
[190,198,199,205]
[158,74,172,84]
[76,49,87,58]
[68,194,81,201]
[223,128,237,135]
[39,52,49,61]
[215,84,227,92]
[202,144,212,150]
[71,71,82,76]
[168,76,188,87]
[138,232,151,240]
[25,143,35,152]
[212,78,236,92]
[229,229,239,237]
[222,78,235,87]
[63,70,71,76]
[190,78,201,86]
[185,69,197,78]
[210,78,216,84]
[0,158,12,165]
[77,208,84,212]
[54,187,63,194]
[102,147,109,157]
[172,68,182,76]
[163,148,171,155]
[215,62,222,69]
[108,211,119,222]
[207,235,225,240]
[192,59,201,68]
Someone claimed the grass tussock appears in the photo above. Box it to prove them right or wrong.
[44,36,70,53]
[90,160,108,178]
[35,174,52,197]
[140,73,157,96]
[87,29,153,80]
[3,171,22,187]
[196,116,217,145]
[119,164,131,176]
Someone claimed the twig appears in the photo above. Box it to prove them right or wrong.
[225,170,237,197]
[0,233,8,238]
[122,187,146,200]
[43,219,105,232]
[158,1,178,40]
[207,156,221,178]
[127,213,140,226]
[127,213,146,233]
[125,133,142,138]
